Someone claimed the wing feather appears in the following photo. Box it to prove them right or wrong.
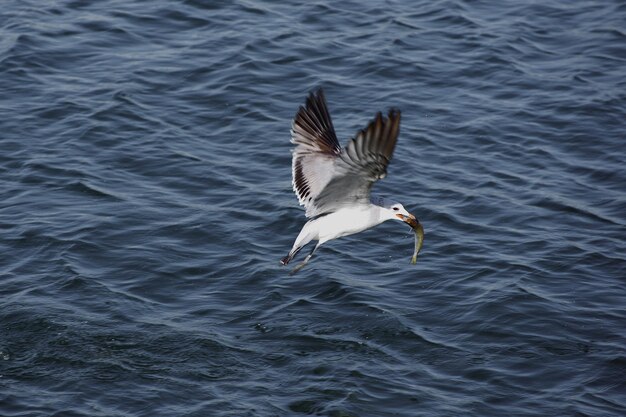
[289,89,402,217]
[311,109,401,213]
[290,89,341,215]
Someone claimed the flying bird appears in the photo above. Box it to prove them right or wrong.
[281,89,421,273]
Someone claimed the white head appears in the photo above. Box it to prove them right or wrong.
[374,196,418,226]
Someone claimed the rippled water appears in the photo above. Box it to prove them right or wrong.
[2,1,625,416]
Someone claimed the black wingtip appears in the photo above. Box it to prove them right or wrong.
[388,108,401,119]
[312,87,324,96]
[292,88,340,155]
[307,88,324,103]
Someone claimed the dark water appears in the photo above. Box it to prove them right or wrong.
[2,0,625,415]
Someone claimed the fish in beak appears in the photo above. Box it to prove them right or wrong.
[396,212,424,264]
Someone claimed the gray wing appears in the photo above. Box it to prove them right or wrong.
[311,109,401,215]
[290,89,401,218]
[290,89,342,217]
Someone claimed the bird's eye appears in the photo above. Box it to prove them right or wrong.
[393,207,399,211]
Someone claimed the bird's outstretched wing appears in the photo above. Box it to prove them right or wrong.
[290,89,401,218]
[291,90,341,216]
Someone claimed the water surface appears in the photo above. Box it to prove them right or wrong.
[1,1,625,416]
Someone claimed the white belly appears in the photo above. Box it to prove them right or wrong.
[313,206,383,243]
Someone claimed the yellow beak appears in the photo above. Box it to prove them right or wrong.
[396,213,418,228]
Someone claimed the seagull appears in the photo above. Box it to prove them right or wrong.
[281,89,421,273]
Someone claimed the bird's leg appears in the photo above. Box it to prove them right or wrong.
[280,246,303,266]
[290,243,320,275]
[281,223,315,266]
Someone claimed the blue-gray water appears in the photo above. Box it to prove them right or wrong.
[1,1,625,416]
